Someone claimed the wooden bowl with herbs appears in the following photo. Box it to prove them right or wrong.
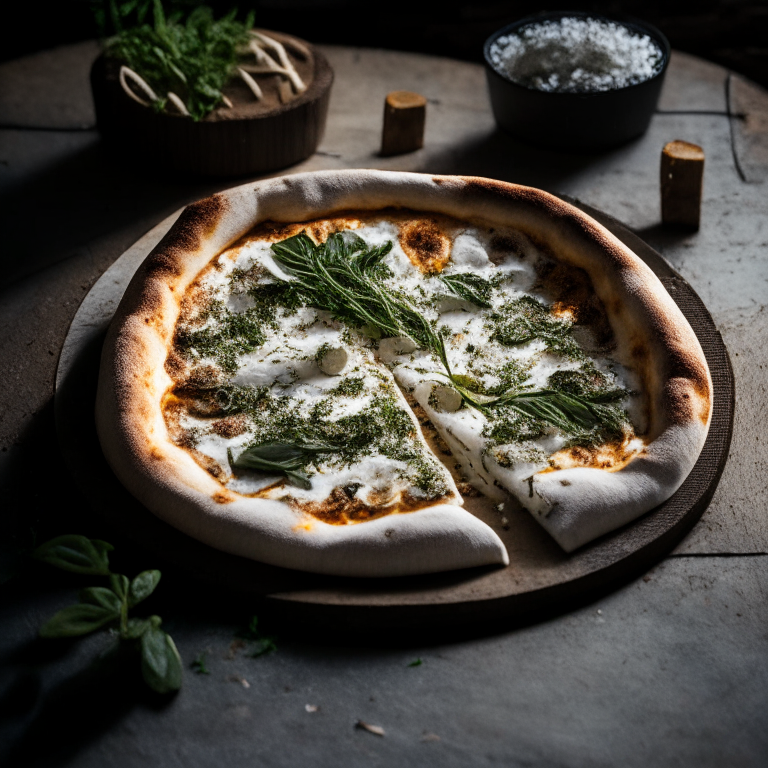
[90,7,333,177]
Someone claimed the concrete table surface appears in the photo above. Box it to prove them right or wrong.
[1,42,767,767]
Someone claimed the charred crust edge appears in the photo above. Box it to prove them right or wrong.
[145,194,229,279]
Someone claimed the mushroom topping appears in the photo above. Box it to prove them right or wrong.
[318,347,348,376]
[429,384,463,413]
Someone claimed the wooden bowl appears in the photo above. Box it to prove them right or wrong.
[90,30,333,177]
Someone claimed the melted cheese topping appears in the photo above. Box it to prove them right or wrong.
[164,211,644,522]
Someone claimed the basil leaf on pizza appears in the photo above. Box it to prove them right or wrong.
[437,273,494,308]
[228,442,340,490]
[95,171,712,576]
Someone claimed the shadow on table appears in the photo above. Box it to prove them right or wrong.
[1,641,172,768]
[0,575,631,768]
[632,222,700,254]
[413,126,639,192]
[0,138,218,291]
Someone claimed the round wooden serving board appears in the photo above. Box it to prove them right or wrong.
[54,197,734,629]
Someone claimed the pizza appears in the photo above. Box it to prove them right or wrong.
[95,170,712,577]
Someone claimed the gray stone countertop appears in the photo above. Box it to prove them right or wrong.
[0,42,766,767]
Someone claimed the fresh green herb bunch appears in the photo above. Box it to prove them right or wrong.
[92,0,157,35]
[33,535,182,694]
[100,0,255,120]
[271,231,447,357]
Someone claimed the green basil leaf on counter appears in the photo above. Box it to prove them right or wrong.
[247,637,277,658]
[33,535,112,576]
[128,570,161,607]
[141,625,183,694]
[109,573,130,601]
[191,652,210,674]
[39,603,118,638]
[79,586,122,613]
[124,617,152,640]
[91,539,115,561]
[237,615,278,657]
[34,534,184,692]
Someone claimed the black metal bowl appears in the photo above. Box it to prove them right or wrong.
[483,11,671,151]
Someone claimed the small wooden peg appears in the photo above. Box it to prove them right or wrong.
[381,91,427,156]
[661,140,705,229]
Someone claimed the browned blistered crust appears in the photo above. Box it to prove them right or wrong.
[212,414,249,438]
[221,208,464,275]
[117,194,230,349]
[288,487,446,525]
[548,438,646,473]
[168,388,225,418]
[98,191,234,499]
[240,215,362,246]
[398,218,452,273]
[145,195,228,280]
[535,258,615,349]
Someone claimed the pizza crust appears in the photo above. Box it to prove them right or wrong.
[96,170,712,574]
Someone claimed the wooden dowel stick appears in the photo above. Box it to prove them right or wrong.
[381,91,427,156]
[661,140,705,229]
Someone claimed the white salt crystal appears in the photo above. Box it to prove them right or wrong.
[489,17,663,93]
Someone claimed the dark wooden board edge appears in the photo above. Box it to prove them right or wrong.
[53,200,734,630]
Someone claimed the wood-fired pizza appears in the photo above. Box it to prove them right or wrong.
[95,171,712,577]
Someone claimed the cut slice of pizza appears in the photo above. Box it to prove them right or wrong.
[95,170,712,576]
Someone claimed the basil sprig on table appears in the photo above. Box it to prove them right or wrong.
[33,535,182,694]
[228,442,340,489]
[269,232,624,437]
[236,615,277,657]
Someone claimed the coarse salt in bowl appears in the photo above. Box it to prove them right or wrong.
[484,12,671,151]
